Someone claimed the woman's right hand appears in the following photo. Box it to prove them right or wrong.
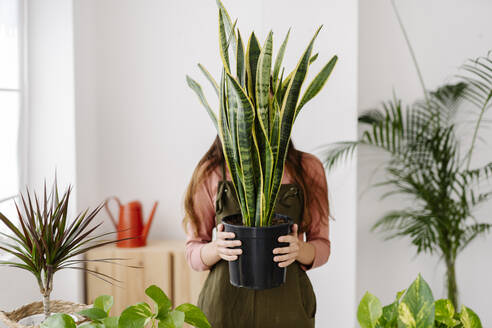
[214,223,242,261]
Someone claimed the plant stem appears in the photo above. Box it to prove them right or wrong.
[445,257,458,309]
[43,293,50,319]
[391,0,430,107]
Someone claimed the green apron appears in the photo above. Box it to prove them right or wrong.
[197,161,317,328]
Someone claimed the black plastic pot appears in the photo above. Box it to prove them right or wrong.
[222,213,294,290]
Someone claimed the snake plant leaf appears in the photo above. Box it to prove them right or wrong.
[309,53,319,64]
[246,32,261,104]
[216,0,237,59]
[273,28,290,85]
[295,55,338,119]
[256,30,274,135]
[236,30,246,88]
[218,9,231,73]
[197,64,219,96]
[186,75,219,132]
[226,72,257,223]
[268,26,321,222]
[219,70,248,223]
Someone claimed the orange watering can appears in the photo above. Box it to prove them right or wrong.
[104,197,158,248]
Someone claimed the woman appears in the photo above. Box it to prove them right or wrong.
[182,135,331,328]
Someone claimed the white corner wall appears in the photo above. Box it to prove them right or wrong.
[358,0,492,326]
[73,0,358,326]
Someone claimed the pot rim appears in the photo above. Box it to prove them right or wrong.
[222,213,293,231]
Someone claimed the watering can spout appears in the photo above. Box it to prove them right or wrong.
[142,201,158,242]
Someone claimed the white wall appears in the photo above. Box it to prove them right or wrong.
[358,0,492,325]
[73,0,358,326]
[0,0,82,312]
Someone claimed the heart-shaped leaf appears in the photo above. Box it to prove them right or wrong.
[435,299,458,327]
[398,274,434,328]
[77,308,108,321]
[175,303,211,328]
[145,285,172,319]
[158,310,185,328]
[119,303,153,328]
[93,295,114,314]
[41,314,76,328]
[460,306,482,328]
[357,291,382,328]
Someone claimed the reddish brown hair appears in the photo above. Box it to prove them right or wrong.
[182,135,330,235]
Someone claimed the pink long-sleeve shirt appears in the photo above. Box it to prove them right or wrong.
[185,152,331,272]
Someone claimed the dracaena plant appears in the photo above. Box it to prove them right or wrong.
[186,0,338,227]
[357,274,483,328]
[0,179,128,319]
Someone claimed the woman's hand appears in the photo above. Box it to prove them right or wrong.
[273,223,300,268]
[214,223,242,261]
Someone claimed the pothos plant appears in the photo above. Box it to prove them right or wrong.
[357,274,483,328]
[42,285,211,328]
[186,0,338,227]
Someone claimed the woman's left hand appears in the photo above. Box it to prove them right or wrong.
[273,223,300,268]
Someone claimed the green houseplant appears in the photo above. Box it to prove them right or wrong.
[320,52,492,308]
[357,274,483,328]
[43,285,210,328]
[0,179,129,325]
[186,0,337,289]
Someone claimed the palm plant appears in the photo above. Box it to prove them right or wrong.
[0,179,129,319]
[319,53,492,308]
[186,0,338,227]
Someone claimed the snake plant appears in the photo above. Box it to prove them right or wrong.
[186,0,338,227]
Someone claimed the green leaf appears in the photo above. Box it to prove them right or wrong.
[245,32,261,103]
[186,76,219,133]
[435,299,458,327]
[397,274,434,328]
[93,295,114,315]
[381,301,398,327]
[296,55,338,118]
[41,314,76,328]
[119,303,153,328]
[273,28,290,85]
[256,30,274,135]
[77,308,108,321]
[158,310,185,328]
[197,64,219,96]
[236,31,246,87]
[460,306,482,328]
[398,302,417,328]
[268,26,322,224]
[218,9,230,72]
[101,316,119,328]
[226,73,257,224]
[175,303,211,328]
[145,285,172,319]
[79,323,103,328]
[357,292,383,328]
[216,0,236,60]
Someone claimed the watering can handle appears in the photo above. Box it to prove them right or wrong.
[104,196,122,229]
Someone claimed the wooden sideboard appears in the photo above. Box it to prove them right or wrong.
[84,240,209,316]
